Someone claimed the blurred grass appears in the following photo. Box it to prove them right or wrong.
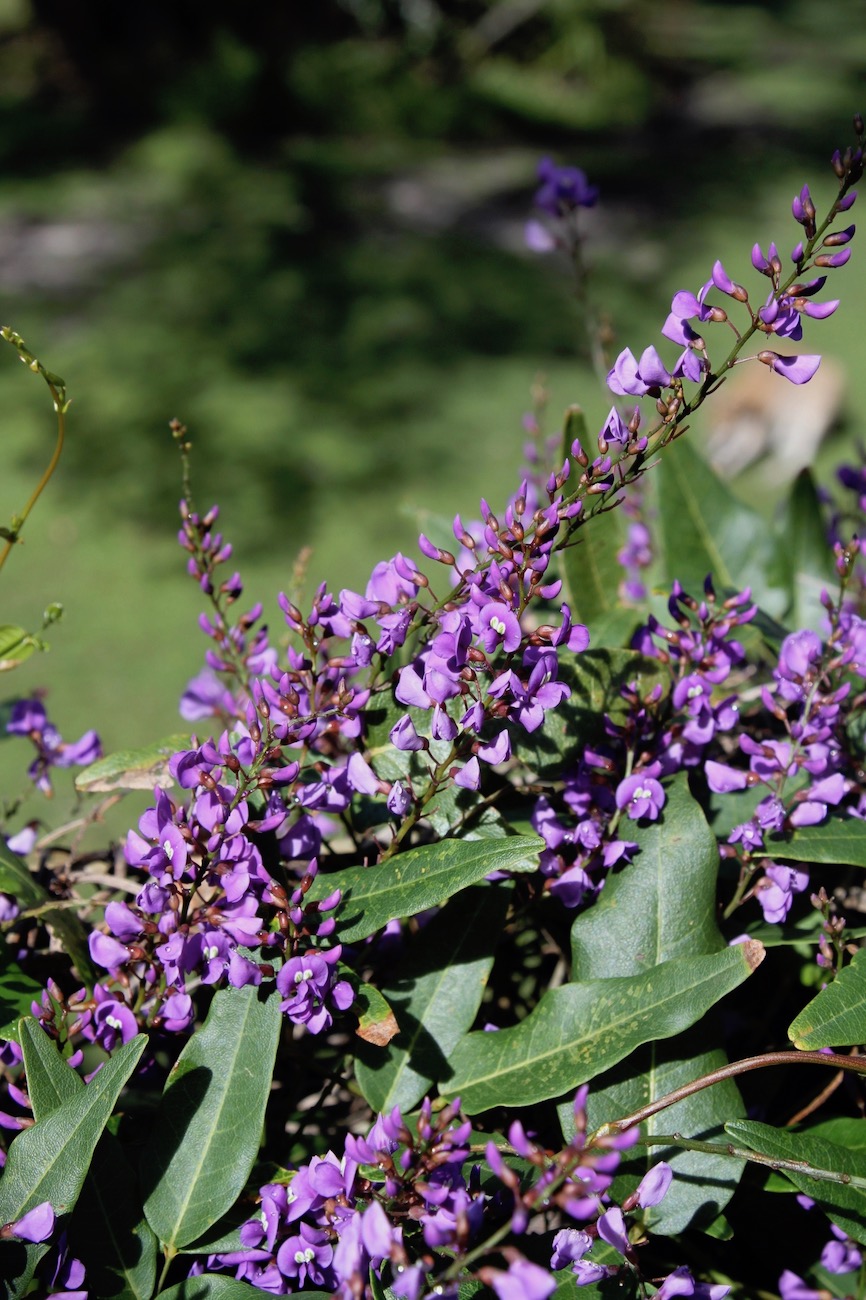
[0,0,864,844]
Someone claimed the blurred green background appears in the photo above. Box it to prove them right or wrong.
[1,0,865,826]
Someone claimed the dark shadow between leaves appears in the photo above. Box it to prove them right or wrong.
[138,1064,212,1204]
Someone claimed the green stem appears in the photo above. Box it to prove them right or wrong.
[0,378,66,575]
[639,1132,866,1190]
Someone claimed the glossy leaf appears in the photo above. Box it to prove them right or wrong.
[726,1119,866,1246]
[0,1033,145,1225]
[355,883,512,1113]
[75,733,191,793]
[571,776,722,977]
[19,1018,81,1119]
[656,437,787,615]
[19,1020,157,1300]
[142,982,281,1250]
[789,946,866,1048]
[568,778,745,1232]
[308,835,541,945]
[447,940,764,1113]
[767,817,866,866]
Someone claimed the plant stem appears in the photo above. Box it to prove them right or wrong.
[593,1050,866,1138]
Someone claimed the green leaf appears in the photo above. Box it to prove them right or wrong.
[767,817,866,866]
[571,776,722,977]
[777,469,836,633]
[19,1018,81,1119]
[0,1033,146,1225]
[656,437,787,615]
[19,1021,157,1300]
[0,625,41,671]
[0,956,43,1043]
[75,734,191,793]
[307,835,541,945]
[726,1118,866,1246]
[566,777,745,1233]
[0,840,97,986]
[560,495,641,648]
[355,883,512,1112]
[141,982,281,1251]
[789,946,866,1048]
[71,1136,158,1300]
[156,1278,296,1299]
[447,940,764,1113]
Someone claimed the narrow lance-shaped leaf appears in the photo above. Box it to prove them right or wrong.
[777,468,837,634]
[18,1020,158,1300]
[789,946,866,1049]
[142,981,281,1251]
[75,734,192,793]
[307,836,541,945]
[656,436,787,615]
[447,941,764,1113]
[767,817,866,866]
[726,1119,866,1247]
[0,1033,146,1225]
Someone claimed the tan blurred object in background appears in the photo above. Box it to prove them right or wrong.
[705,357,846,480]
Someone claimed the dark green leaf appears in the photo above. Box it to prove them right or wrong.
[767,817,866,866]
[726,1119,866,1246]
[355,883,511,1112]
[0,1033,145,1225]
[142,982,281,1250]
[19,1018,81,1119]
[19,1021,157,1300]
[789,946,866,1048]
[448,940,764,1112]
[72,1136,158,1300]
[571,776,722,976]
[515,650,667,779]
[560,493,641,649]
[156,1279,295,1299]
[777,469,836,634]
[308,836,541,945]
[0,957,43,1043]
[656,437,787,615]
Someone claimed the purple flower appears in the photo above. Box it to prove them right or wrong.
[757,351,822,384]
[487,1257,556,1300]
[534,158,598,215]
[615,773,665,821]
[3,1200,55,1242]
[607,346,673,397]
[276,1221,334,1289]
[756,863,809,924]
[276,947,354,1033]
